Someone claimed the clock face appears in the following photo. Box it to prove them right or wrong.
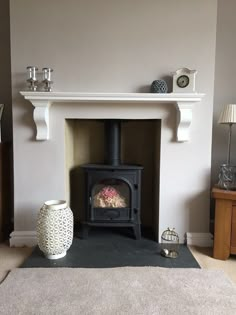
[177,75,189,88]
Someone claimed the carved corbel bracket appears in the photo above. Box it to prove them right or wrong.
[176,102,194,142]
[31,100,51,140]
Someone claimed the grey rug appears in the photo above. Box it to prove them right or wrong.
[0,267,235,315]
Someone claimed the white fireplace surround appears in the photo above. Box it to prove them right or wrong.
[10,90,213,247]
[20,92,204,142]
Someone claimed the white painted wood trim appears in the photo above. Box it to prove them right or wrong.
[9,230,213,247]
[31,100,51,140]
[186,232,213,247]
[20,91,205,102]
[10,231,37,247]
[176,102,194,142]
[20,91,205,141]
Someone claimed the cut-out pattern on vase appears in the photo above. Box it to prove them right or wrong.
[36,200,73,259]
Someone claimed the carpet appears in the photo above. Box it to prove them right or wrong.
[0,267,235,314]
[21,230,200,268]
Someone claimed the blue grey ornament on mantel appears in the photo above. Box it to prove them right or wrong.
[150,79,168,93]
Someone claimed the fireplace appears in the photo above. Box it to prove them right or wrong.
[11,91,209,247]
[81,120,143,239]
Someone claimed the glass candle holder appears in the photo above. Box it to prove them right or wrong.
[26,66,38,91]
[42,67,53,91]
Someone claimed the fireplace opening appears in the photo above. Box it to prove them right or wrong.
[65,119,161,240]
[81,120,143,239]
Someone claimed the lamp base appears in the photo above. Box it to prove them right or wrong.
[218,164,236,190]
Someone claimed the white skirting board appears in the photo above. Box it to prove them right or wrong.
[9,230,214,247]
[9,231,37,247]
[186,232,213,247]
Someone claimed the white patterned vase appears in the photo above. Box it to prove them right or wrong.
[36,200,73,259]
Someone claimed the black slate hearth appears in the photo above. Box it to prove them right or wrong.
[21,228,200,268]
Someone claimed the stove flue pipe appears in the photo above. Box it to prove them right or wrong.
[104,119,121,166]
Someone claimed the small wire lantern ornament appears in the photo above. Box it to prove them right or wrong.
[160,227,179,258]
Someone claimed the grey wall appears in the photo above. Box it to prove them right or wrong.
[10,0,217,240]
[212,0,236,186]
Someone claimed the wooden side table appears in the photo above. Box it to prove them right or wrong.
[212,187,236,260]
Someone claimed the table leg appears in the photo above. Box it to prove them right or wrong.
[213,199,232,260]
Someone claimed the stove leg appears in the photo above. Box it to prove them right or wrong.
[133,224,141,240]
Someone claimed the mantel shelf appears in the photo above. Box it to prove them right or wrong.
[20,91,205,141]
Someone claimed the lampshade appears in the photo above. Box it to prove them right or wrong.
[218,104,236,124]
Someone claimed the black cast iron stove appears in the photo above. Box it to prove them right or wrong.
[81,120,143,239]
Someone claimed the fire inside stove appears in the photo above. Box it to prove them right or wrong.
[93,183,128,208]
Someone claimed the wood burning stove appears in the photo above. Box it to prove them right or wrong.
[81,120,143,239]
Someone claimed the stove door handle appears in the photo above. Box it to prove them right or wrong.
[104,209,120,219]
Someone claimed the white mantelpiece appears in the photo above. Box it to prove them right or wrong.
[20,92,204,142]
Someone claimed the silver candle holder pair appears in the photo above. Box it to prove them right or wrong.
[26,66,53,92]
